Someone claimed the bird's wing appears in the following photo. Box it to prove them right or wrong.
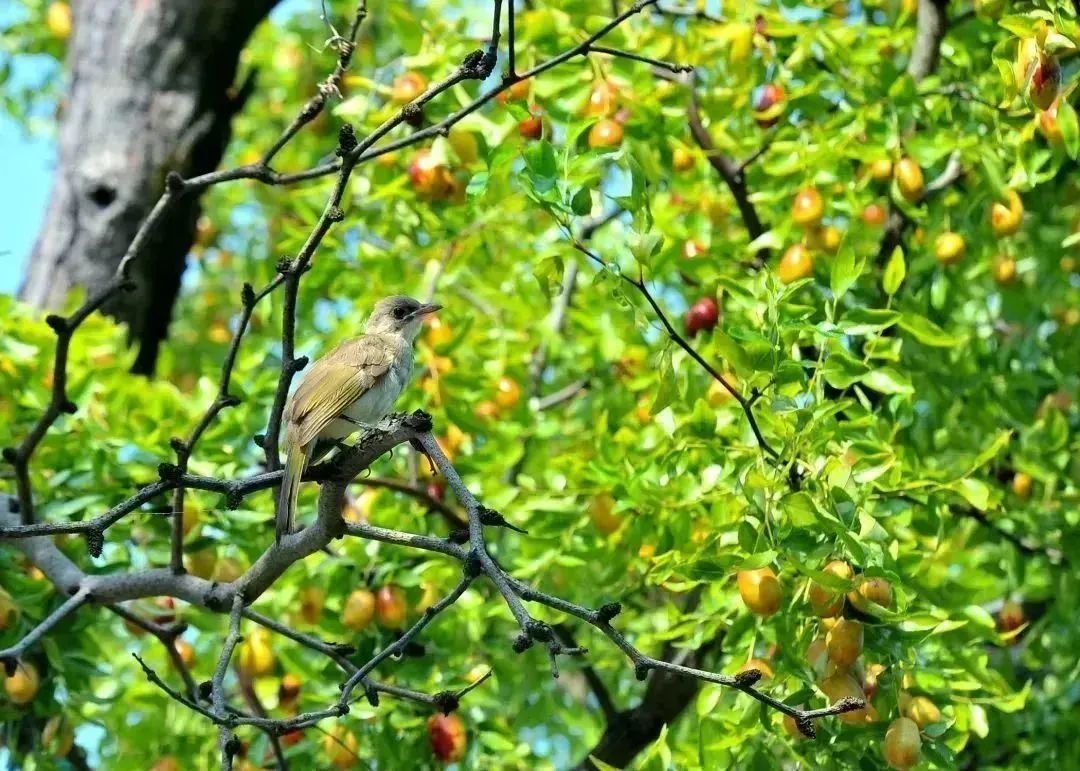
[286,336,394,447]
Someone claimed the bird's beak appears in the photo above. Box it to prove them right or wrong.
[412,302,442,319]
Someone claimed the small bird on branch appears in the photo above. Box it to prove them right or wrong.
[277,296,441,542]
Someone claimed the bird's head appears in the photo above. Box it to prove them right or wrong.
[365,295,441,341]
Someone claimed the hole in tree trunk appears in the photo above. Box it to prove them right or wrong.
[89,185,117,208]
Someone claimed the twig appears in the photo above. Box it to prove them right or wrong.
[0,586,90,671]
[587,44,692,73]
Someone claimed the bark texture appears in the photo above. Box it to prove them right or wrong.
[21,0,277,373]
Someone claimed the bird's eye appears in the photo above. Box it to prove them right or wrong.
[393,306,407,320]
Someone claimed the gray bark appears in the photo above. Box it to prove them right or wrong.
[20,0,277,373]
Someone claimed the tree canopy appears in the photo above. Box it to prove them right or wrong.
[1,0,1079,769]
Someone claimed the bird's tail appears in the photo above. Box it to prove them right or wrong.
[276,437,310,544]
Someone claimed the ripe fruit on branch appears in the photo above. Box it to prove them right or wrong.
[409,150,455,200]
[1011,471,1033,499]
[237,628,275,678]
[820,672,867,724]
[673,147,695,172]
[46,2,72,40]
[428,712,467,762]
[990,189,1024,237]
[884,717,922,770]
[588,119,624,149]
[42,715,74,757]
[998,600,1025,634]
[685,297,719,337]
[777,244,813,284]
[848,575,893,612]
[278,673,302,704]
[584,79,620,117]
[934,232,966,265]
[1015,37,1060,111]
[322,725,359,769]
[682,239,706,260]
[868,159,893,183]
[894,157,924,202]
[391,71,428,103]
[993,255,1018,285]
[588,493,622,535]
[299,586,325,625]
[807,560,852,618]
[4,662,39,705]
[791,187,824,227]
[518,111,545,141]
[375,585,408,628]
[826,618,864,667]
[1040,99,1064,145]
[862,202,887,226]
[497,78,531,103]
[737,567,782,616]
[904,695,942,728]
[753,83,784,128]
[343,588,376,631]
[495,376,522,408]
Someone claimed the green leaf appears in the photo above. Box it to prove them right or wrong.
[883,246,906,296]
[570,187,592,216]
[899,314,966,347]
[830,247,865,299]
[712,329,753,377]
[629,232,664,264]
[862,367,914,395]
[838,308,901,335]
[1059,99,1080,159]
[950,478,990,511]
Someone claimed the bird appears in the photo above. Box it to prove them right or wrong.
[276,295,441,543]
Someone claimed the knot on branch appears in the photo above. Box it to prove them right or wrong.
[276,257,295,275]
[220,395,242,409]
[1,657,17,677]
[157,462,183,482]
[198,680,213,701]
[335,703,351,717]
[733,668,763,688]
[328,641,357,656]
[336,123,358,156]
[634,662,651,681]
[252,433,266,449]
[460,49,496,80]
[240,283,256,309]
[432,691,459,714]
[835,696,866,714]
[462,552,483,578]
[60,400,78,415]
[224,734,243,758]
[224,488,245,510]
[44,314,67,334]
[169,437,187,455]
[404,410,434,433]
[1,447,17,464]
[364,684,379,707]
[86,530,104,558]
[327,206,345,223]
[401,103,424,127]
[477,506,528,534]
[164,171,186,193]
[795,715,816,738]
[596,602,622,623]
[447,528,470,545]
[290,356,310,374]
[511,632,533,653]
[526,620,553,643]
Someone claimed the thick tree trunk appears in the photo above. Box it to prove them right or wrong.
[20,0,277,373]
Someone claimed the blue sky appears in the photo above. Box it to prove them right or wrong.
[0,90,55,295]
[0,0,310,297]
